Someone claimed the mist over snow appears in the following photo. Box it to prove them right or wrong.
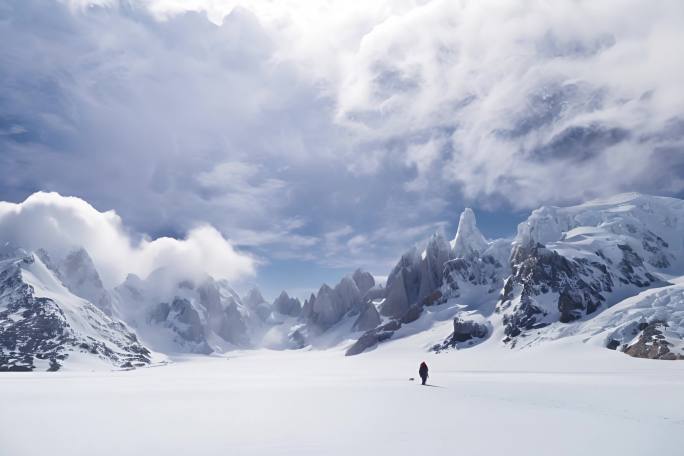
[0,0,683,291]
[0,192,256,287]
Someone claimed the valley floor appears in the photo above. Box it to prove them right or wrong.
[2,331,684,456]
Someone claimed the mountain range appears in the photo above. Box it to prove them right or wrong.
[2,192,683,371]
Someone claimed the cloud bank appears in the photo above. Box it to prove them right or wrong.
[0,192,256,287]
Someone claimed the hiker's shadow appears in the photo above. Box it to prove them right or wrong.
[423,384,444,388]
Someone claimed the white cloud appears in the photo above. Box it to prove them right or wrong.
[0,192,256,287]
[1,0,683,285]
[136,0,684,209]
[327,0,684,207]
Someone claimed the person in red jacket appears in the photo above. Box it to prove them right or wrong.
[419,361,429,385]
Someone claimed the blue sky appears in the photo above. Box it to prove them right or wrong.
[1,0,683,301]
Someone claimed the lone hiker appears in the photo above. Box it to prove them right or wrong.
[419,361,429,385]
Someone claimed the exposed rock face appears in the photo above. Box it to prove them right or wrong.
[353,302,381,332]
[380,248,421,318]
[442,254,505,298]
[345,324,395,356]
[452,318,489,342]
[622,322,683,360]
[272,291,302,317]
[431,317,489,353]
[352,269,375,296]
[0,250,151,371]
[349,209,507,355]
[595,284,684,360]
[381,266,411,318]
[498,240,663,342]
[300,293,315,321]
[379,209,506,322]
[301,270,377,331]
[492,194,684,348]
[417,233,452,302]
[334,277,363,315]
[307,284,346,329]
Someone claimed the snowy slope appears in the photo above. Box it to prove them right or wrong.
[1,342,683,456]
[0,247,154,371]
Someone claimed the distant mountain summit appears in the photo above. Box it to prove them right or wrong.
[2,193,683,370]
[0,246,152,371]
[349,193,684,359]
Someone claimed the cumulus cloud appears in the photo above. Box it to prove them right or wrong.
[0,192,256,286]
[1,0,683,285]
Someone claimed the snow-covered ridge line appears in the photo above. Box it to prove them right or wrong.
[2,193,684,370]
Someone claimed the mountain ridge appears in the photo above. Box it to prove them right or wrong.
[2,192,683,370]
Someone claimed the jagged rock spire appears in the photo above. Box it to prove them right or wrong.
[452,208,488,258]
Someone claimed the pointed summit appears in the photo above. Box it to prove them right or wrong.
[452,208,488,258]
[273,291,302,317]
[426,231,450,258]
[242,287,266,308]
[352,269,375,296]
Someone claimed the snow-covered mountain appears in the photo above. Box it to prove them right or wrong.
[0,245,153,371]
[350,193,684,360]
[37,248,115,316]
[2,192,683,370]
[114,270,257,354]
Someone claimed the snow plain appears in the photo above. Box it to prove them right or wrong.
[2,323,683,456]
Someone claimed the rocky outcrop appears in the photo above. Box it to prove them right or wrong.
[622,321,683,360]
[345,322,397,356]
[272,291,302,317]
[452,318,489,341]
[431,317,489,353]
[442,254,505,298]
[352,302,381,332]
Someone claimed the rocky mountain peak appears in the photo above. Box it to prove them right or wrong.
[352,269,375,296]
[452,208,488,258]
[273,290,302,317]
[242,288,267,308]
